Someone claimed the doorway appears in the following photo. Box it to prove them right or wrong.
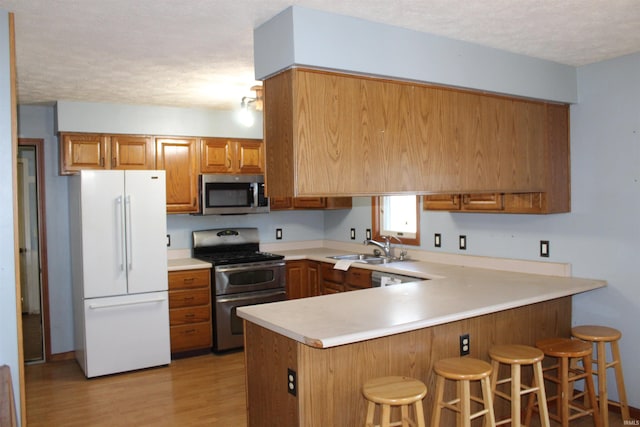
[17,138,50,363]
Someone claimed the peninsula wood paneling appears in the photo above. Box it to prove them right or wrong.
[244,296,572,427]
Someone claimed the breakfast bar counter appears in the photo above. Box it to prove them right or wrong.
[237,251,605,427]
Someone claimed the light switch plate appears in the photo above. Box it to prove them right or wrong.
[276,228,283,240]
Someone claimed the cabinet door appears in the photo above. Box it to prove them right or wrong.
[236,139,264,174]
[307,261,320,297]
[286,260,305,300]
[269,197,293,210]
[111,135,155,169]
[503,192,546,213]
[156,137,199,213]
[200,138,233,173]
[423,194,461,211]
[292,197,326,208]
[461,193,504,211]
[60,133,109,174]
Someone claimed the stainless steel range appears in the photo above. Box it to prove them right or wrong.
[192,228,285,352]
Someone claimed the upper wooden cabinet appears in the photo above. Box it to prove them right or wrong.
[110,135,155,170]
[263,68,565,198]
[60,133,109,174]
[60,132,155,174]
[270,197,353,211]
[423,103,570,214]
[156,137,199,214]
[200,138,264,174]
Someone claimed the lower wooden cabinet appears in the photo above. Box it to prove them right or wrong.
[286,260,320,299]
[286,260,372,298]
[320,262,371,294]
[168,268,212,354]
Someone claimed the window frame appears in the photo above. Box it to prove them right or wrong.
[370,196,420,246]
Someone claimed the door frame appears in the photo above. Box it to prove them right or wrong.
[17,138,51,361]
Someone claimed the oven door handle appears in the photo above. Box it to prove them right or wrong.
[216,289,286,304]
[214,261,286,274]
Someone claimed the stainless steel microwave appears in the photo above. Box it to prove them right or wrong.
[197,174,269,215]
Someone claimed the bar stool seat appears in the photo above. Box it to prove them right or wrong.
[572,325,630,427]
[431,357,496,427]
[532,337,601,427]
[489,344,550,427]
[363,375,427,427]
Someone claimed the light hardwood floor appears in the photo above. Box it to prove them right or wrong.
[25,352,629,426]
[25,352,247,426]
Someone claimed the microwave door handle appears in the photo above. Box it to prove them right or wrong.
[251,182,259,208]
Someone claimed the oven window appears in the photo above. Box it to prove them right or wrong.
[206,183,251,207]
[228,270,275,286]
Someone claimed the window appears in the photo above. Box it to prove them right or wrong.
[371,195,420,246]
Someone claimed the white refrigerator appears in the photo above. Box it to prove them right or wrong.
[69,170,170,378]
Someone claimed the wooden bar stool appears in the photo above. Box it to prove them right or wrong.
[572,325,630,427]
[363,375,427,427]
[531,338,601,427]
[431,357,496,427]
[489,344,550,427]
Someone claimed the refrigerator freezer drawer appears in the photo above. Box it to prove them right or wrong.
[82,292,170,378]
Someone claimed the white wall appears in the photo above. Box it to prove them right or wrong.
[254,5,577,103]
[324,52,640,407]
[56,100,263,138]
[0,9,21,425]
[17,105,73,354]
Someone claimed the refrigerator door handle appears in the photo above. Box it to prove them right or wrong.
[88,297,167,310]
[125,195,133,271]
[116,195,126,271]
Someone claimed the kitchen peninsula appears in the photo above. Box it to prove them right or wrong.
[238,249,605,426]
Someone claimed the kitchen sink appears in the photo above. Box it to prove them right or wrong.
[328,254,404,264]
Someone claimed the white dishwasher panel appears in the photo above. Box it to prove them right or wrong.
[82,292,171,378]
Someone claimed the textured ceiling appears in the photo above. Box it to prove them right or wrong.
[1,0,640,110]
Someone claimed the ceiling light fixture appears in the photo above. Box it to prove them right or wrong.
[240,85,264,111]
[239,85,263,127]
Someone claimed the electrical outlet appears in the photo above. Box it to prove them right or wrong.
[434,233,441,248]
[366,229,372,240]
[540,240,550,257]
[350,228,356,240]
[287,368,297,396]
[459,235,467,250]
[459,334,470,356]
[276,228,283,240]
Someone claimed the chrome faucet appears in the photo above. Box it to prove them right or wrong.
[364,236,392,258]
[364,235,408,260]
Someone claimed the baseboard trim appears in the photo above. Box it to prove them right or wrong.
[47,351,75,362]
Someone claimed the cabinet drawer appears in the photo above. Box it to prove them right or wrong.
[347,268,371,289]
[169,306,211,326]
[168,269,210,290]
[170,323,212,352]
[321,263,345,283]
[322,280,345,294]
[169,288,210,308]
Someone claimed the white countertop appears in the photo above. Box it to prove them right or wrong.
[237,248,606,348]
[167,257,212,271]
